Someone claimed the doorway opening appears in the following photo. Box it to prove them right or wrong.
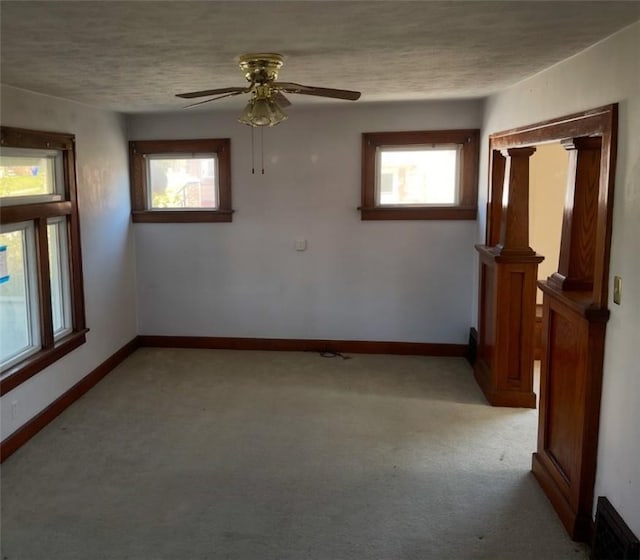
[529,142,569,391]
[474,105,618,541]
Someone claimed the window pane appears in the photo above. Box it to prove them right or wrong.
[148,156,218,209]
[0,226,40,370]
[377,147,459,206]
[47,220,72,337]
[0,148,60,199]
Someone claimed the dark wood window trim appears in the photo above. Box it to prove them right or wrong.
[360,129,479,220]
[0,126,87,396]
[129,138,233,223]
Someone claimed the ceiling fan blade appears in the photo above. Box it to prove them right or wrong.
[273,82,361,101]
[272,90,292,108]
[183,90,245,108]
[176,86,247,99]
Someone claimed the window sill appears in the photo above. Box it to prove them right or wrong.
[0,329,88,396]
[131,210,233,223]
[359,206,477,221]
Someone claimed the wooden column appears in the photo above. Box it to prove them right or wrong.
[548,137,601,293]
[533,135,608,541]
[474,147,543,408]
[498,147,537,255]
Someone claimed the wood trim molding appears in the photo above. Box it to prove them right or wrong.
[360,129,479,221]
[359,206,476,221]
[0,126,74,151]
[488,105,615,148]
[481,104,617,542]
[128,138,233,223]
[132,210,233,223]
[0,201,73,224]
[0,337,140,462]
[0,331,88,396]
[138,336,468,357]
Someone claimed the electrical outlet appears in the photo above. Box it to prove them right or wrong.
[613,276,622,305]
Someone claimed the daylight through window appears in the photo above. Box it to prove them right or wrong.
[0,126,87,395]
[129,139,232,223]
[361,130,479,220]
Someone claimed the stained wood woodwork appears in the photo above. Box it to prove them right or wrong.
[488,105,617,308]
[474,247,542,408]
[360,129,479,220]
[475,145,541,408]
[138,336,468,357]
[498,147,537,254]
[479,105,617,542]
[532,281,608,541]
[0,126,87,393]
[487,150,506,246]
[129,138,232,223]
[534,304,543,361]
[549,137,601,292]
[35,218,54,349]
[0,331,88,396]
[0,201,73,224]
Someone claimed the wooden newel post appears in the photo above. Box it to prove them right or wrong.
[474,146,543,408]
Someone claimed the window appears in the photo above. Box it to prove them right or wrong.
[0,127,87,395]
[129,139,232,223]
[360,130,479,220]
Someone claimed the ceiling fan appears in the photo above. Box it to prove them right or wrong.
[176,53,361,127]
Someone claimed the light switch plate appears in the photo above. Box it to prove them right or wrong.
[613,276,622,305]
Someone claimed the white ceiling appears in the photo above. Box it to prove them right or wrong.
[1,1,638,114]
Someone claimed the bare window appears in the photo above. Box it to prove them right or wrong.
[361,130,479,220]
[129,139,232,223]
[0,126,87,395]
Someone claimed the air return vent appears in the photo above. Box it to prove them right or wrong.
[592,497,639,560]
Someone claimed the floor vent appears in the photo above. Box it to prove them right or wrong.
[592,496,639,560]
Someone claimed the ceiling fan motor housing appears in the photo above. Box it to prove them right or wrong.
[238,53,284,84]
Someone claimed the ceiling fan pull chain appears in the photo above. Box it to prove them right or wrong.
[251,125,255,175]
[261,126,265,175]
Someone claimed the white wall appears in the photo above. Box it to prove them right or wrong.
[479,23,640,534]
[0,85,137,440]
[128,100,482,343]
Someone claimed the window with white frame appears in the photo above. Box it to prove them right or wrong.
[0,127,87,395]
[129,138,232,223]
[360,129,479,220]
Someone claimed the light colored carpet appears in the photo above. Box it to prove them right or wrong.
[1,349,588,559]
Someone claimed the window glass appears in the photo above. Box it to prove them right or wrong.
[0,126,87,393]
[0,148,62,201]
[376,146,460,206]
[0,225,40,370]
[47,219,72,337]
[148,155,218,209]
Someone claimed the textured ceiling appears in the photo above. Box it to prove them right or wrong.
[1,1,638,113]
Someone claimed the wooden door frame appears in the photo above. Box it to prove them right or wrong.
[486,105,617,306]
[481,104,618,541]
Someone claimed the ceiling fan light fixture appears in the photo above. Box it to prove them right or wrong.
[238,96,287,127]
[181,53,359,125]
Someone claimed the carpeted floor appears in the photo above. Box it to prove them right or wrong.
[1,349,588,559]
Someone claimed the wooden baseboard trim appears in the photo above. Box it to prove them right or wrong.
[1,336,140,463]
[138,335,467,357]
